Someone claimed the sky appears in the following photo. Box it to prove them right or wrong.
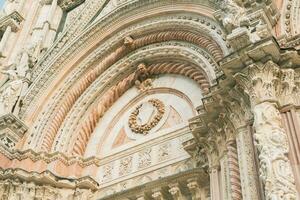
[0,0,4,9]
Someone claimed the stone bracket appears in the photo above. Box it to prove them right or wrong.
[0,11,24,32]
[0,113,27,150]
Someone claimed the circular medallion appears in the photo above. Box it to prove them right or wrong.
[128,99,165,135]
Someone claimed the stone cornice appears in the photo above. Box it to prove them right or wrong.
[0,147,100,167]
[0,114,28,138]
[97,168,207,200]
[0,11,24,32]
[0,167,99,190]
[58,0,85,11]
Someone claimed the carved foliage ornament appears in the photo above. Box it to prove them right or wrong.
[128,99,165,135]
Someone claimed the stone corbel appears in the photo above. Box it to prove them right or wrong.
[187,178,204,200]
[168,183,186,200]
[151,189,166,200]
[0,11,23,32]
[0,113,27,151]
[0,11,24,57]
[136,194,148,200]
[57,0,85,11]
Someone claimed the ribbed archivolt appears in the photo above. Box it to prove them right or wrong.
[40,46,128,151]
[227,141,242,200]
[39,30,222,152]
[71,62,209,156]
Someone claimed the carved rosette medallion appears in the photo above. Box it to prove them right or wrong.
[128,99,165,135]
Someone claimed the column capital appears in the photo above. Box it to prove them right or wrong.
[234,60,299,107]
[234,61,280,106]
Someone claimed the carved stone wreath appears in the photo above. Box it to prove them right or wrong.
[128,99,165,135]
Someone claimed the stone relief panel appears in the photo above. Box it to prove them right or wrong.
[98,133,191,185]
[138,148,152,169]
[119,156,133,176]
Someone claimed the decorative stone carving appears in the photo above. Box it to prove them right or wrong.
[128,99,165,135]
[168,183,185,200]
[158,143,170,161]
[138,148,152,169]
[226,140,242,200]
[119,156,132,176]
[215,0,247,33]
[102,164,113,182]
[152,190,165,200]
[235,61,297,199]
[187,178,201,200]
[253,102,296,199]
[134,63,153,92]
[0,67,23,115]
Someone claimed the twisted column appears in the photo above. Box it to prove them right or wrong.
[226,140,242,200]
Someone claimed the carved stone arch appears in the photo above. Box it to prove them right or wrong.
[62,62,211,156]
[51,42,218,153]
[34,40,215,153]
[22,4,229,152]
[28,38,224,152]
[21,1,229,122]
[276,0,300,48]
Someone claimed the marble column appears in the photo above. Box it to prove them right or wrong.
[220,154,231,200]
[281,106,300,198]
[208,165,222,200]
[234,61,297,199]
[235,125,261,200]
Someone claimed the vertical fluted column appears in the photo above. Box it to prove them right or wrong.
[235,125,261,200]
[281,107,300,198]
[0,26,12,57]
[209,166,222,200]
[226,140,242,200]
[234,61,297,199]
[220,153,231,200]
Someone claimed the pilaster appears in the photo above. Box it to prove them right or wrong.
[234,61,297,199]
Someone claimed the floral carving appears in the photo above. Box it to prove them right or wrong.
[119,156,132,176]
[158,143,170,161]
[102,164,113,182]
[128,99,165,135]
[138,148,152,168]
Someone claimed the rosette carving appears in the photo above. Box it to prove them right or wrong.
[128,99,165,135]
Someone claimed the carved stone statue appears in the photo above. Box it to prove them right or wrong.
[0,47,35,115]
[219,0,248,32]
[0,65,23,115]
[134,63,152,91]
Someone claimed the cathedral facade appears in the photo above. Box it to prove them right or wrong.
[0,0,299,199]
